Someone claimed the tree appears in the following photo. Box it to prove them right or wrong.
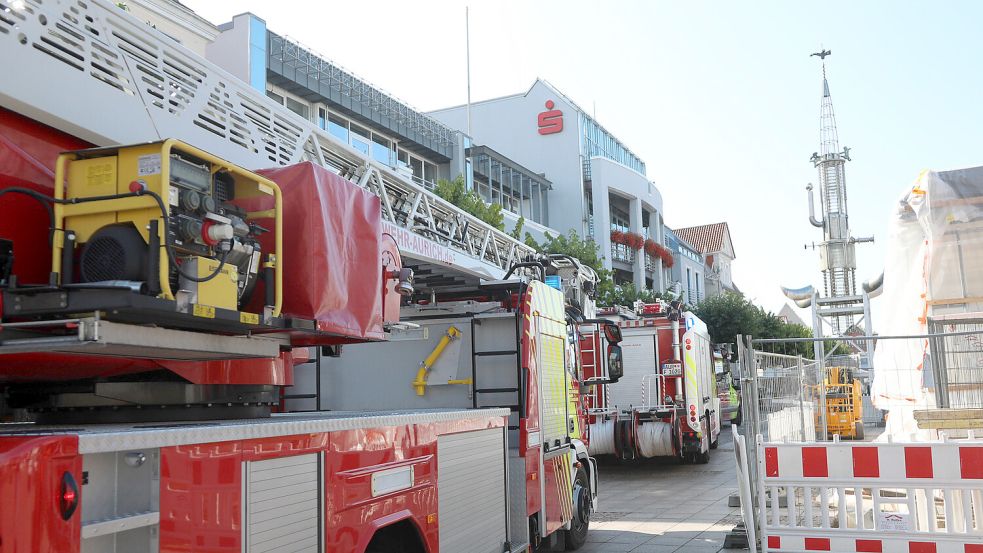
[693,292,816,357]
[510,216,525,240]
[597,282,681,309]
[433,176,504,231]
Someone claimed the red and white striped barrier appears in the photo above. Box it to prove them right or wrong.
[758,438,983,553]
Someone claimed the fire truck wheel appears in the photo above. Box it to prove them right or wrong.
[564,468,591,550]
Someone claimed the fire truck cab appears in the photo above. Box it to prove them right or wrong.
[582,301,721,464]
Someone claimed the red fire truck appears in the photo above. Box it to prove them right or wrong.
[580,301,721,464]
[0,1,622,551]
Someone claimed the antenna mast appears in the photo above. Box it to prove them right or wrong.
[803,49,873,333]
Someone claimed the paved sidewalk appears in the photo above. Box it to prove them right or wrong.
[581,425,746,553]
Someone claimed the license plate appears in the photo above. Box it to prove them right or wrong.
[661,363,682,376]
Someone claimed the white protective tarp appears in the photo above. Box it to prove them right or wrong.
[871,166,983,439]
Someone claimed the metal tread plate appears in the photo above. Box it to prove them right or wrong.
[0,408,511,453]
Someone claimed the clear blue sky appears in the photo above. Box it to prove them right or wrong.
[186,1,983,317]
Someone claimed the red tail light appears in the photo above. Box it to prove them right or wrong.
[59,471,79,520]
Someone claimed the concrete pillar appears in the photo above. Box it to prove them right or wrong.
[591,177,612,272]
[629,198,644,290]
[450,132,470,184]
[655,212,666,292]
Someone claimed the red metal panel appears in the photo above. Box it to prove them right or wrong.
[804,537,830,551]
[519,285,544,520]
[247,162,385,343]
[904,447,934,479]
[765,447,779,477]
[160,348,302,386]
[542,455,566,536]
[768,536,781,549]
[958,446,983,479]
[852,447,880,478]
[0,435,82,553]
[909,542,937,553]
[525,445,542,517]
[856,539,883,552]
[801,447,829,478]
[159,442,242,553]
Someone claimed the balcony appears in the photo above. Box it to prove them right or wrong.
[611,244,635,264]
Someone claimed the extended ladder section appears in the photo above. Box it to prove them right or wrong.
[0,0,534,285]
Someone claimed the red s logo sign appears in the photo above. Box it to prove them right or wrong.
[538,100,563,135]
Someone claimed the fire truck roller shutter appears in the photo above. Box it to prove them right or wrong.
[243,453,322,553]
[437,427,507,553]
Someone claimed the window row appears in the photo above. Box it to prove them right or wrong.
[266,89,439,188]
[580,116,646,176]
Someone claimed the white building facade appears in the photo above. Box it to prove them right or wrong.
[430,80,666,291]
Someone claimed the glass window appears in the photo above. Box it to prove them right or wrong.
[266,90,284,104]
[397,149,409,166]
[328,114,349,142]
[371,134,391,165]
[285,97,309,120]
[350,123,371,155]
[423,162,436,186]
[350,123,370,141]
[351,137,370,156]
[317,107,326,130]
[410,157,424,184]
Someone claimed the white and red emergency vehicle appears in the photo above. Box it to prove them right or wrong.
[581,301,721,464]
[0,0,620,551]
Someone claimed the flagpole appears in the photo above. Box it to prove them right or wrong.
[466,6,472,137]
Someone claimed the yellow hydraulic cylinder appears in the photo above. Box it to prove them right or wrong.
[413,326,461,396]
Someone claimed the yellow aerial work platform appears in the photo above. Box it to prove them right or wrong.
[819,367,865,439]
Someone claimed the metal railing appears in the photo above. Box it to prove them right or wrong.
[734,316,983,550]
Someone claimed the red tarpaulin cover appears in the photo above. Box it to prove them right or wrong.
[0,107,90,283]
[250,162,385,342]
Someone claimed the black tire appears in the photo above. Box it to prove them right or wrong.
[564,468,591,550]
[855,420,865,441]
[732,407,743,426]
[366,541,407,553]
[365,529,415,553]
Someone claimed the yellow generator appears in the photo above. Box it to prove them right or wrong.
[820,366,864,440]
[51,140,281,320]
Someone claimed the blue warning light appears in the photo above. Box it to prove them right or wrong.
[545,275,562,291]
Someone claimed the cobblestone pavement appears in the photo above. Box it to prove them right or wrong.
[580,425,746,553]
